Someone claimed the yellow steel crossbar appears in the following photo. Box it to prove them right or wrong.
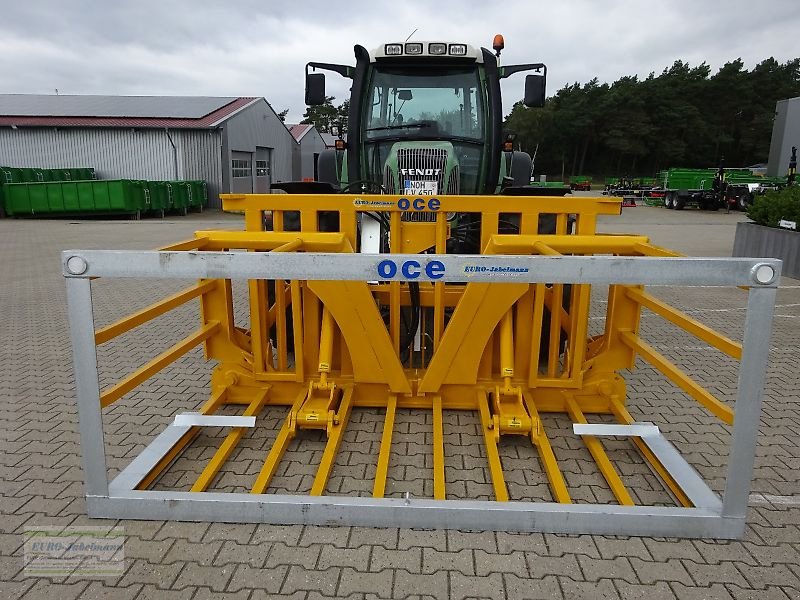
[191,388,271,492]
[310,385,355,495]
[565,396,635,506]
[432,395,446,500]
[250,389,308,494]
[486,234,652,255]
[620,331,735,425]
[372,395,397,498]
[522,392,571,503]
[608,397,692,508]
[95,280,217,345]
[477,390,509,501]
[626,288,742,359]
[136,387,228,490]
[100,321,220,408]
[193,230,352,252]
[159,236,210,251]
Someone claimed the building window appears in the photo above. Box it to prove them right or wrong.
[232,159,251,178]
[255,160,270,178]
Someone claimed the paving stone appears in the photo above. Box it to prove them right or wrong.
[504,574,562,600]
[398,529,447,552]
[318,544,371,571]
[119,558,184,589]
[670,582,735,599]
[172,562,234,593]
[280,565,340,595]
[474,549,527,577]
[265,541,321,569]
[423,547,474,576]
[577,555,637,583]
[74,581,142,600]
[212,539,273,568]
[558,577,621,600]
[449,571,505,600]
[614,580,675,600]
[630,557,694,585]
[727,585,794,599]
[336,567,393,598]
[371,546,421,573]
[393,569,448,599]
[226,563,287,594]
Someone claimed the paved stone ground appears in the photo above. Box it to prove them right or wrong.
[1,204,799,599]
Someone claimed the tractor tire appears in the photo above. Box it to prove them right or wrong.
[666,192,675,209]
[675,196,686,210]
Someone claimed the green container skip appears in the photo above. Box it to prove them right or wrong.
[188,180,208,210]
[167,181,190,214]
[146,181,171,215]
[4,180,147,217]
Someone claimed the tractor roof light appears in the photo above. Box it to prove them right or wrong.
[429,43,447,55]
[493,34,505,57]
[385,44,403,55]
[448,44,467,56]
[405,43,423,55]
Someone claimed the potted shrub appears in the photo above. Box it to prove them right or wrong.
[733,186,800,278]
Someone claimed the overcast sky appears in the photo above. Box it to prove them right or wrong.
[1,1,797,123]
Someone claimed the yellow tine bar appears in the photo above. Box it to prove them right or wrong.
[100,321,220,408]
[608,397,693,508]
[625,288,742,359]
[568,284,591,376]
[273,238,303,253]
[250,389,308,494]
[245,206,263,231]
[532,241,561,256]
[522,392,571,503]
[477,390,509,502]
[136,388,228,490]
[290,280,305,381]
[95,280,216,344]
[389,212,401,354]
[159,236,210,251]
[565,396,635,506]
[433,211,447,346]
[499,310,514,381]
[372,395,398,498]
[191,388,270,492]
[432,395,446,500]
[620,331,735,425]
[547,284,564,377]
[632,242,683,257]
[310,386,355,496]
[528,283,546,387]
[275,279,288,371]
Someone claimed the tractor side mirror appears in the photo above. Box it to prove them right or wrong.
[523,74,546,108]
[397,89,413,101]
[305,73,326,106]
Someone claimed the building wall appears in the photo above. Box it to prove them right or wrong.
[298,127,327,180]
[0,126,224,205]
[221,100,298,196]
[768,97,800,177]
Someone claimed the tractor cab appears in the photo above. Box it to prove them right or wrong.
[305,37,547,195]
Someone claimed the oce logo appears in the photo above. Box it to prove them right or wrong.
[397,197,441,211]
[377,259,446,280]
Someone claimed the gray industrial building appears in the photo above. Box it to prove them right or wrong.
[768,96,800,177]
[288,123,328,180]
[0,94,299,207]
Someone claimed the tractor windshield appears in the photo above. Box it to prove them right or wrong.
[364,66,485,141]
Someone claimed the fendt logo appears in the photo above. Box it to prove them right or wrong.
[400,168,441,176]
[377,259,446,280]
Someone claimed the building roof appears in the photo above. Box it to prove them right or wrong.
[287,123,315,142]
[0,94,260,128]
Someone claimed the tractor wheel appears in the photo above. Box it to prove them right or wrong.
[675,196,686,210]
[665,192,674,209]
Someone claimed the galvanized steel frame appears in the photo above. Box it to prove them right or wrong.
[64,249,780,538]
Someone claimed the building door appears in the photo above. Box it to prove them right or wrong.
[231,151,253,194]
[255,147,271,193]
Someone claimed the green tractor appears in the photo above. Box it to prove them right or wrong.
[300,36,550,200]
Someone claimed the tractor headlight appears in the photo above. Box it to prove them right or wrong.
[405,43,423,55]
[449,44,467,56]
[385,44,403,55]
[428,43,447,55]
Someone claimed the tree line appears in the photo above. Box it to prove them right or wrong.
[504,58,800,179]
